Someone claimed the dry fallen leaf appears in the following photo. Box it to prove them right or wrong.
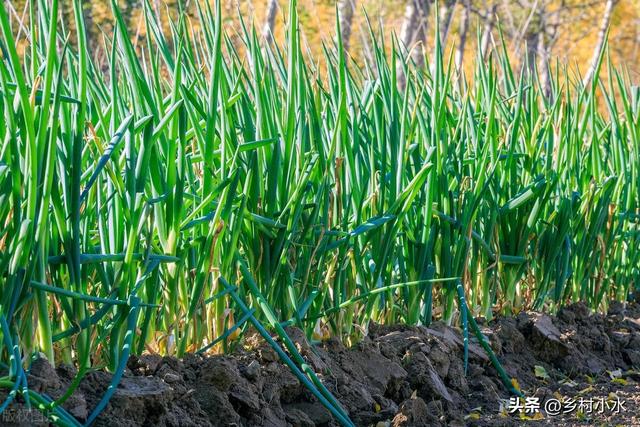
[611,378,628,386]
[578,385,594,395]
[464,412,481,421]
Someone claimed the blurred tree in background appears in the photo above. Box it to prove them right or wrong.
[5,0,639,82]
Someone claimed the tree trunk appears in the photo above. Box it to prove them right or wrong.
[439,0,457,47]
[583,0,616,86]
[539,2,563,99]
[480,4,497,59]
[411,16,428,68]
[397,0,430,88]
[399,0,430,59]
[262,0,279,44]
[524,31,539,78]
[338,0,356,51]
[153,0,161,19]
[399,0,418,49]
[523,8,542,79]
[454,0,470,71]
[538,22,551,98]
[82,2,94,57]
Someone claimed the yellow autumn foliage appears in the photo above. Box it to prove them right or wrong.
[6,1,639,79]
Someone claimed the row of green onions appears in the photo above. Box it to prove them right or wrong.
[0,0,637,424]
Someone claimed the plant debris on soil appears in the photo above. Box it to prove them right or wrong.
[5,302,640,426]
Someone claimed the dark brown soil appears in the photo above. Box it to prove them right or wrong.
[5,302,640,426]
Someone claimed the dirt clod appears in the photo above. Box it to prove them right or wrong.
[4,302,640,426]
